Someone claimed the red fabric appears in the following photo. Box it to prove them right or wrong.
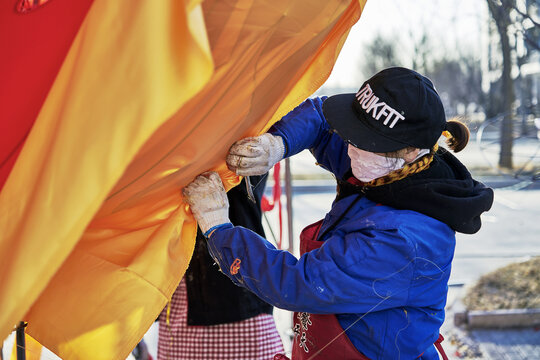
[0,0,94,189]
[298,219,323,255]
[261,164,281,212]
[261,163,283,247]
[347,176,363,186]
[16,0,52,13]
[158,279,284,360]
[434,334,448,360]
[292,220,370,360]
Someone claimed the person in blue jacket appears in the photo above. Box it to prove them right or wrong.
[183,67,494,360]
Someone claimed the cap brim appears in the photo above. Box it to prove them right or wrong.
[322,94,409,153]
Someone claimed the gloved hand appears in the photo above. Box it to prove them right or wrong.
[183,171,230,235]
[226,133,285,176]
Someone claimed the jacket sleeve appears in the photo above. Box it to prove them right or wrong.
[206,223,415,314]
[269,97,351,179]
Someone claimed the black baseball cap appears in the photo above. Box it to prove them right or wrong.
[322,67,446,152]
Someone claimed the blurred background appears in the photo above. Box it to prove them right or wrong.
[321,0,539,178]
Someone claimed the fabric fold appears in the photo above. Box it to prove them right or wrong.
[0,1,367,358]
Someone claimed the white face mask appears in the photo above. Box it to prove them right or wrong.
[347,145,405,182]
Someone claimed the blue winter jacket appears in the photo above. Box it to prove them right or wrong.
[206,97,493,359]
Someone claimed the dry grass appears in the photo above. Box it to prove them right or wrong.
[463,257,540,311]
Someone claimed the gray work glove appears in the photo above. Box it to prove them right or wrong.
[183,172,230,234]
[226,133,285,176]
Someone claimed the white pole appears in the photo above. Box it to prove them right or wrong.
[284,158,294,254]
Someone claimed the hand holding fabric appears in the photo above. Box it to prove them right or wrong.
[183,172,230,234]
[226,133,285,176]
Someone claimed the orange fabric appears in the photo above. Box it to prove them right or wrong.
[0,0,367,359]
[0,0,212,355]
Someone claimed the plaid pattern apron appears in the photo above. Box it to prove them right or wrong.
[158,279,284,360]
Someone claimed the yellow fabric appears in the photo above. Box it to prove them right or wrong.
[10,332,42,360]
[0,0,367,359]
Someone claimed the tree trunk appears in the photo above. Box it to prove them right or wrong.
[488,0,515,169]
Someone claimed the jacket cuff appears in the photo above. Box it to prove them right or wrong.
[203,223,233,238]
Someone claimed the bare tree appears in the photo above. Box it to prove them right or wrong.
[487,0,515,169]
[360,31,486,118]
[361,33,404,78]
[512,0,540,52]
[486,0,540,168]
[427,56,485,117]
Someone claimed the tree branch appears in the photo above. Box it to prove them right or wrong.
[521,30,540,52]
[502,0,540,28]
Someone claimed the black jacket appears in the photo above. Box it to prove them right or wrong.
[184,175,273,325]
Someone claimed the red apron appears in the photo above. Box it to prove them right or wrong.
[278,219,449,360]
[290,219,369,360]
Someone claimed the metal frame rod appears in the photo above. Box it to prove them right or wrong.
[15,321,26,360]
[284,158,294,254]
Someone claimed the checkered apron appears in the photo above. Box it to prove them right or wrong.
[158,279,285,360]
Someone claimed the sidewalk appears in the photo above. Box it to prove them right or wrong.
[442,285,540,360]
